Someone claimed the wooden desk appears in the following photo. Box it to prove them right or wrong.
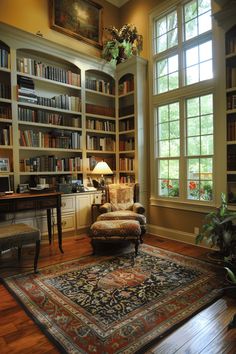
[0,192,63,253]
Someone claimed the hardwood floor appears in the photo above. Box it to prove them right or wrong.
[0,233,235,354]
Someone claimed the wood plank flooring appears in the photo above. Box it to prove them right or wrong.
[0,233,235,354]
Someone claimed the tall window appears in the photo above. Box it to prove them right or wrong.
[152,0,214,203]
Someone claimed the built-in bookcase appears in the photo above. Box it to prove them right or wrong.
[0,40,13,189]
[0,23,147,203]
[226,26,236,203]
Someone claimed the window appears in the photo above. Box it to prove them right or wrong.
[152,0,214,203]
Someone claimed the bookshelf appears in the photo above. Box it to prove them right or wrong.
[0,23,147,208]
[226,25,236,203]
[116,56,148,207]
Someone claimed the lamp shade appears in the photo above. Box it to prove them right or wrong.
[92,161,113,175]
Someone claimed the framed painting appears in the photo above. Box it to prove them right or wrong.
[49,0,103,48]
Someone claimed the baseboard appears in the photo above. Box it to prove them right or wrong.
[147,224,209,248]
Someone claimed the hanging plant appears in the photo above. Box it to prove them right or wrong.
[102,24,143,67]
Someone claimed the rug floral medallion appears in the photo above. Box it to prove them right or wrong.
[3,244,223,353]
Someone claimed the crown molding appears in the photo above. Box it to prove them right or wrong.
[105,0,130,7]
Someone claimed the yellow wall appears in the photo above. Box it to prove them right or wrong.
[0,0,120,58]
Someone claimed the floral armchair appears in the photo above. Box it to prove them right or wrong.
[97,183,146,238]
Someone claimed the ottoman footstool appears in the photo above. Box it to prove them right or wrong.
[90,220,141,257]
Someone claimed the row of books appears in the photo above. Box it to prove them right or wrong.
[0,104,11,119]
[86,103,115,117]
[119,118,134,131]
[119,138,135,151]
[226,36,236,55]
[226,66,236,88]
[17,57,81,86]
[119,175,135,183]
[227,119,236,141]
[0,125,12,145]
[85,156,115,171]
[18,90,81,112]
[18,106,81,128]
[19,129,81,149]
[85,78,114,95]
[86,119,115,132]
[227,95,236,110]
[0,82,11,99]
[20,156,82,172]
[119,105,134,117]
[118,78,134,95]
[86,135,115,151]
[0,47,10,69]
[119,157,135,171]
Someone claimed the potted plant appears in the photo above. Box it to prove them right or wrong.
[102,24,143,67]
[196,193,236,262]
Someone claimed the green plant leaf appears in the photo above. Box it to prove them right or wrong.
[224,267,236,283]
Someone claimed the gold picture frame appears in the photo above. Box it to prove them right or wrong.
[49,0,103,49]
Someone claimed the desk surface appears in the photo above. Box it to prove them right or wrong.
[0,192,62,200]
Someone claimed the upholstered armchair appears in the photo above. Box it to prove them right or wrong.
[97,183,146,239]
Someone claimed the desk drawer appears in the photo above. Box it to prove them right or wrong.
[15,200,36,210]
[37,199,57,209]
[0,202,11,213]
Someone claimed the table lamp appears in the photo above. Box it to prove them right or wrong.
[92,161,113,188]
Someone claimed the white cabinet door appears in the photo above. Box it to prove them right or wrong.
[76,194,93,228]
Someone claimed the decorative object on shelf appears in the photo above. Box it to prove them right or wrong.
[92,160,113,188]
[102,24,143,67]
[49,0,103,48]
[196,193,236,262]
[0,157,10,172]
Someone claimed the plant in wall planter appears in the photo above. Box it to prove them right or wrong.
[102,24,143,67]
[196,193,236,263]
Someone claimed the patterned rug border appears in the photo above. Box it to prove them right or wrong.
[1,244,224,354]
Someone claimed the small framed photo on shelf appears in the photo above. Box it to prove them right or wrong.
[49,0,103,49]
[0,158,10,172]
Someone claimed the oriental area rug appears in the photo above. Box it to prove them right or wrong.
[2,244,223,354]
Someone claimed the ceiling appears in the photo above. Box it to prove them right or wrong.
[105,0,130,7]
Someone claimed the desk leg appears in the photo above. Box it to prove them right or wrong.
[47,209,52,244]
[57,206,63,253]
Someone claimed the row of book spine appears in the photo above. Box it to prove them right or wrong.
[18,106,81,127]
[226,36,236,55]
[85,78,114,95]
[0,125,12,145]
[119,118,134,131]
[86,103,115,117]
[226,66,236,88]
[0,47,10,69]
[119,105,134,117]
[119,138,135,151]
[118,78,134,95]
[227,94,236,110]
[17,57,81,86]
[86,119,115,132]
[119,175,135,183]
[20,156,82,172]
[0,83,11,99]
[119,157,135,171]
[18,90,81,112]
[227,119,236,141]
[19,129,81,149]
[86,135,115,151]
[0,104,11,119]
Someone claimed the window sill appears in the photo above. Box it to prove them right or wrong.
[150,197,217,213]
